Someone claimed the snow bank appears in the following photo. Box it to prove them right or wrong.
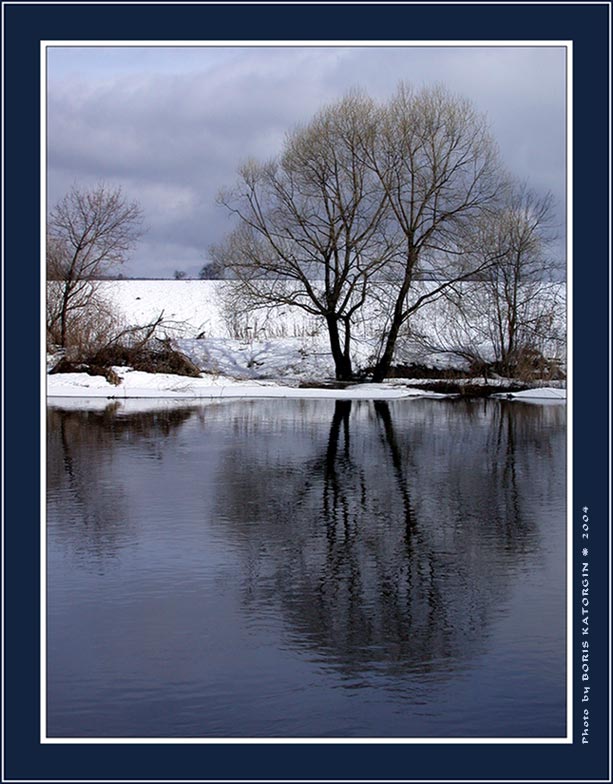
[47,370,566,403]
[176,336,336,381]
[495,387,566,401]
[46,369,441,401]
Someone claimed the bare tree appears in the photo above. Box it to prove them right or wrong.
[214,94,397,380]
[411,182,565,379]
[365,84,503,381]
[475,183,562,375]
[47,184,144,348]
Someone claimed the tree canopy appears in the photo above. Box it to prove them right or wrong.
[215,83,560,381]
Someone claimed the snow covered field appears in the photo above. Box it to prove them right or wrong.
[47,280,567,402]
[100,280,231,339]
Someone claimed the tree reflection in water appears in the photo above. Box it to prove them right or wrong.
[47,404,198,566]
[213,398,565,682]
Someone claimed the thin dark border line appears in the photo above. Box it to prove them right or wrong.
[41,41,49,753]
[43,42,570,45]
[4,1,613,6]
[1,0,6,782]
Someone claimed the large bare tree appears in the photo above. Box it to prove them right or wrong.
[215,84,560,382]
[213,94,397,380]
[47,184,144,348]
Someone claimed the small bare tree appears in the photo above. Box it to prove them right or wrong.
[47,183,144,348]
[411,182,565,379]
[476,183,562,375]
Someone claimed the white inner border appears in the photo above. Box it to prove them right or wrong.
[38,39,573,747]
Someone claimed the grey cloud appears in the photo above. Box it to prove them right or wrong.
[48,45,566,277]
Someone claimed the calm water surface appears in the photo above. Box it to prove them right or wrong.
[47,397,566,738]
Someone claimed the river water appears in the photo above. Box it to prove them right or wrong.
[46,397,567,738]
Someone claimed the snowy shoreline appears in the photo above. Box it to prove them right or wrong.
[47,368,566,403]
[47,370,444,401]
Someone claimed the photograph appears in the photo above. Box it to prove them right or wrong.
[44,42,569,741]
[1,2,610,781]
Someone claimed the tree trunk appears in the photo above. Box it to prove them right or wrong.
[371,317,402,382]
[371,247,417,382]
[326,315,353,381]
[59,284,71,348]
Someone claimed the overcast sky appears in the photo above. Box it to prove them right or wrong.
[47,45,567,278]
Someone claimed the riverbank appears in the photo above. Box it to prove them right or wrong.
[47,367,566,402]
[47,280,566,403]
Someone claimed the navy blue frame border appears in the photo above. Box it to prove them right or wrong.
[2,1,610,782]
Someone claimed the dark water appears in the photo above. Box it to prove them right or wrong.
[47,397,567,738]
